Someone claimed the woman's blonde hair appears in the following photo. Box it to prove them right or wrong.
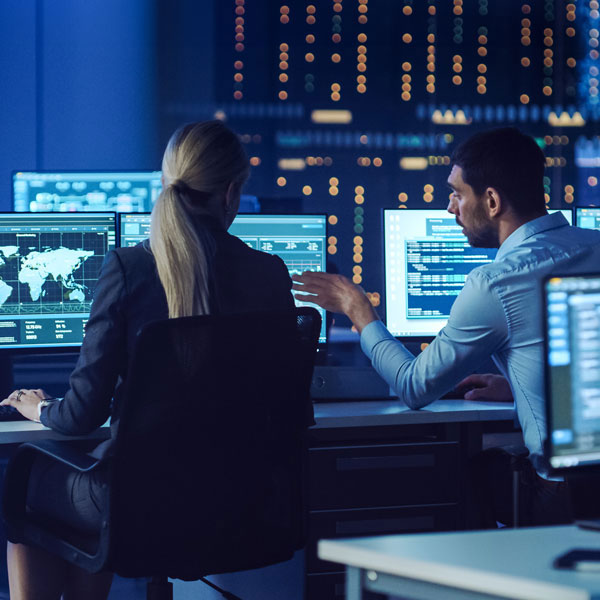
[150,121,249,318]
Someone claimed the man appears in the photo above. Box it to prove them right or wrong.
[293,127,600,480]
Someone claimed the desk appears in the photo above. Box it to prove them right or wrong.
[0,399,514,443]
[307,400,516,599]
[0,401,516,600]
[319,525,600,600]
[313,399,515,428]
[0,420,110,445]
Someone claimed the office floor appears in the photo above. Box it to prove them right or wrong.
[0,575,147,599]
[0,560,304,599]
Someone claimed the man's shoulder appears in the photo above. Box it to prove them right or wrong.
[474,226,600,283]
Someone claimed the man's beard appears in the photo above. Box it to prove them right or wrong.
[464,222,499,248]
[459,202,500,248]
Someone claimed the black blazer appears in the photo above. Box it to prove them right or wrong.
[40,219,295,448]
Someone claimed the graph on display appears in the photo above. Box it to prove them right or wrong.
[384,208,573,338]
[0,213,116,349]
[12,172,163,213]
[245,238,324,277]
[119,212,328,342]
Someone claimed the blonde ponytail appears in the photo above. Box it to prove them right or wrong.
[150,121,249,318]
[150,185,212,318]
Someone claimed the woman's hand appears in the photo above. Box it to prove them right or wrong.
[1,388,51,422]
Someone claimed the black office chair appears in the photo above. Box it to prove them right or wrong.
[3,307,321,600]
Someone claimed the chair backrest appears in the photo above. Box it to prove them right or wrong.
[108,307,321,579]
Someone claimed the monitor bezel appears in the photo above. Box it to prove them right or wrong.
[543,270,600,476]
[0,210,118,355]
[11,169,163,212]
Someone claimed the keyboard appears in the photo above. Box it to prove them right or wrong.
[0,405,27,421]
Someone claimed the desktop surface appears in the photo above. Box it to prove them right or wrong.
[319,525,600,600]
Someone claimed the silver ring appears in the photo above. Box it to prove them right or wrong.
[16,390,24,402]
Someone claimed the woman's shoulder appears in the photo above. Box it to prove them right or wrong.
[110,240,155,271]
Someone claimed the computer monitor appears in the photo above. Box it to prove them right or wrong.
[12,171,163,213]
[577,207,600,231]
[119,213,328,343]
[0,212,116,350]
[544,272,600,473]
[384,208,573,338]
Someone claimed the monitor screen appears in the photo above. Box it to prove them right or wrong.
[0,212,116,349]
[13,171,163,213]
[384,208,573,338]
[119,213,328,343]
[577,207,600,230]
[545,273,600,471]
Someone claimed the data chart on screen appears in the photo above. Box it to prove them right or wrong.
[13,171,162,213]
[384,208,572,338]
[546,273,600,470]
[577,207,600,231]
[0,213,116,349]
[119,213,328,342]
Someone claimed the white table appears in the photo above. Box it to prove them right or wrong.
[313,399,515,429]
[319,525,600,600]
[0,399,515,445]
[0,420,110,444]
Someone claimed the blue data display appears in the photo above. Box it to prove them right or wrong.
[0,213,116,349]
[546,274,600,469]
[119,213,328,343]
[385,209,572,338]
[13,171,163,213]
[577,207,600,231]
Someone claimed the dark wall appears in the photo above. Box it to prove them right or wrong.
[0,0,161,212]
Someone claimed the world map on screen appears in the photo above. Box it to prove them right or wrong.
[0,246,94,310]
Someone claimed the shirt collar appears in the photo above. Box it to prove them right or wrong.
[495,211,569,260]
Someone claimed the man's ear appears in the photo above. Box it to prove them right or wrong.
[484,186,502,218]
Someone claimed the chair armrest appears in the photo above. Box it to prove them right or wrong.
[17,440,101,472]
[3,440,102,528]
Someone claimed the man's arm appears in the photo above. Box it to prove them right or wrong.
[292,272,378,333]
[293,269,509,409]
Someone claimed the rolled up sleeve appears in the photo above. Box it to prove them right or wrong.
[360,270,509,409]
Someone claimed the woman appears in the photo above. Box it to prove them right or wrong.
[1,121,295,599]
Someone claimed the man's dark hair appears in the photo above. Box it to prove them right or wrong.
[451,127,546,217]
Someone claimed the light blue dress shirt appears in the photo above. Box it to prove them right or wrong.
[361,212,600,473]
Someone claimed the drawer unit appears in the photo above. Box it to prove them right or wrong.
[306,503,459,574]
[309,441,460,510]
